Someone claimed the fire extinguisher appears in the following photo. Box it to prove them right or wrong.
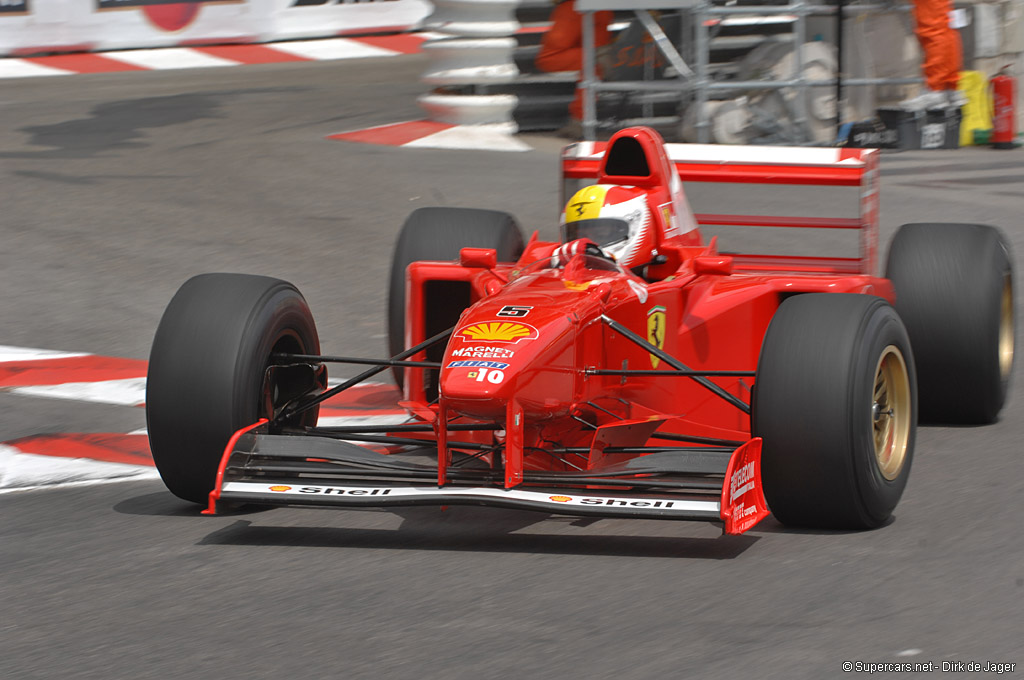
[991,67,1017,149]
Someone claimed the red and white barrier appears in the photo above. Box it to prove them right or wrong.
[0,35,430,78]
[0,0,431,57]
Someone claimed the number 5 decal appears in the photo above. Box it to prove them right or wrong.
[497,305,533,318]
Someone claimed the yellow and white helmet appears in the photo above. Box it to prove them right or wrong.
[560,184,655,271]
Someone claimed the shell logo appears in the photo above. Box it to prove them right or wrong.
[549,495,573,503]
[269,485,292,492]
[458,322,538,344]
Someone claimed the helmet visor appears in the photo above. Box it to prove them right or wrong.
[562,218,630,249]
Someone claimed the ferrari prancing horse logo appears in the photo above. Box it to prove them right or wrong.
[646,306,666,368]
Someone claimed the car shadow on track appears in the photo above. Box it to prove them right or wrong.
[750,514,896,535]
[113,491,888,541]
[113,491,276,517]
[191,506,759,560]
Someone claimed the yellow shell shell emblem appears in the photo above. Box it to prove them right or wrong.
[646,306,666,368]
[459,322,538,343]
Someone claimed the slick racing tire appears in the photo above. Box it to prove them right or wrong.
[753,294,917,530]
[387,207,524,389]
[886,223,1015,424]
[146,274,321,505]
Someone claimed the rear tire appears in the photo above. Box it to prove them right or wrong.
[146,274,321,504]
[387,207,524,388]
[753,294,917,530]
[886,223,1014,423]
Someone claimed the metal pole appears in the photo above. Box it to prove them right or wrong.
[793,0,808,142]
[582,9,597,139]
[836,0,846,136]
[695,0,710,143]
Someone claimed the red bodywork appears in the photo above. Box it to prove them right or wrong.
[211,127,890,535]
[408,129,886,529]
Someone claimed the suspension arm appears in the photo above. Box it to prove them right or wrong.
[600,315,751,414]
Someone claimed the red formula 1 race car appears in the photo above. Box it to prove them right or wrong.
[146,127,1015,534]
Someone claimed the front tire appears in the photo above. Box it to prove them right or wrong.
[146,274,321,504]
[753,294,917,530]
[886,222,1015,424]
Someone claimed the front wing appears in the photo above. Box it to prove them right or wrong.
[203,422,770,535]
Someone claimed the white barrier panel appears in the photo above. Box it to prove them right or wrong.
[0,0,431,56]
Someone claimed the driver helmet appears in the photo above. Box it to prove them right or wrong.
[561,184,655,271]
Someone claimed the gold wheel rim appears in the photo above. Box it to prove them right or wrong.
[1000,273,1014,382]
[873,345,911,481]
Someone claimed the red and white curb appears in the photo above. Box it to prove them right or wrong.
[329,120,531,152]
[0,34,434,80]
[0,436,161,493]
[0,345,408,493]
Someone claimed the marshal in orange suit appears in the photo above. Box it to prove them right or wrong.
[535,0,614,127]
[910,0,963,105]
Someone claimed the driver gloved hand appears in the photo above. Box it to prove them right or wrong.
[551,238,612,267]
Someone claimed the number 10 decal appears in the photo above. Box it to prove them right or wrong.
[473,368,505,384]
[497,305,533,318]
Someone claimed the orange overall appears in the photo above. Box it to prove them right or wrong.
[535,0,614,120]
[912,0,962,91]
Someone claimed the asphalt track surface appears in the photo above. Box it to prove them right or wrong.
[2,54,1022,679]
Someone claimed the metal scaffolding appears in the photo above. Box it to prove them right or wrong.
[577,0,924,143]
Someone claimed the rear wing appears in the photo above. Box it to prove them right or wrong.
[561,142,881,276]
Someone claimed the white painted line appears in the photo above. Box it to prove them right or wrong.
[0,444,159,493]
[12,377,147,407]
[0,60,73,79]
[0,345,90,363]
[405,125,532,152]
[270,38,397,61]
[104,48,240,70]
